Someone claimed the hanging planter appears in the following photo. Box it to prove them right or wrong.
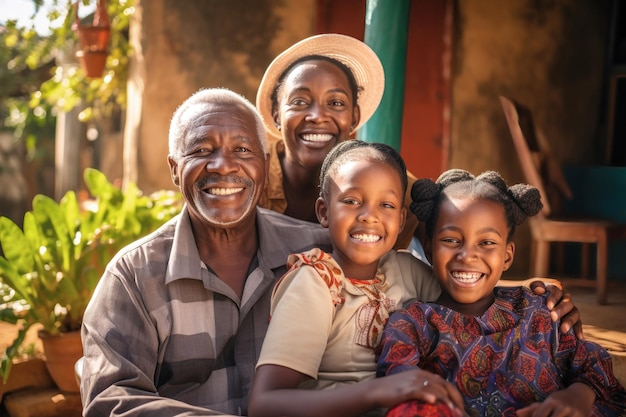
[72,0,111,78]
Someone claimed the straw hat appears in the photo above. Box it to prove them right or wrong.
[256,33,385,138]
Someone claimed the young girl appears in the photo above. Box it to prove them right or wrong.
[377,169,626,417]
[248,140,466,417]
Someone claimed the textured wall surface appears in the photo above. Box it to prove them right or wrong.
[451,1,609,173]
[449,1,610,274]
[131,0,316,192]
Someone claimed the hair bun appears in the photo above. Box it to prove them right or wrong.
[410,178,440,221]
[436,168,474,188]
[507,184,543,224]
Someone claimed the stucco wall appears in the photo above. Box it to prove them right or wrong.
[449,1,610,275]
[123,0,610,276]
[129,0,316,192]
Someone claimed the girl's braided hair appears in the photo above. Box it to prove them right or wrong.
[410,169,543,240]
[319,139,408,200]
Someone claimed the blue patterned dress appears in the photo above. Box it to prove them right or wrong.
[377,287,626,417]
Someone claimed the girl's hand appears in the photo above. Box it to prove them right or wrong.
[373,369,468,417]
[516,383,594,417]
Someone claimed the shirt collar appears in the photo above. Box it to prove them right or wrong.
[255,206,303,270]
[166,205,203,285]
[165,205,300,284]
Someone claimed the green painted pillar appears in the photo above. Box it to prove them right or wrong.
[357,0,411,151]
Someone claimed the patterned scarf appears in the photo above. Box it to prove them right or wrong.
[282,248,396,349]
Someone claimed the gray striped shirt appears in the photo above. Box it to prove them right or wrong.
[81,206,332,416]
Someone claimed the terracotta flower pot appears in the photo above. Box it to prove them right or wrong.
[38,330,83,393]
[75,25,111,52]
[72,0,111,78]
[76,50,108,78]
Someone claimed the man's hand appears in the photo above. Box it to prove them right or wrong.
[526,278,584,340]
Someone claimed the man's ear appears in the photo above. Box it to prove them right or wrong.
[315,197,329,228]
[503,242,515,271]
[167,156,180,187]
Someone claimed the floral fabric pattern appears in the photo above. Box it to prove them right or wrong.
[277,248,396,349]
[377,287,626,417]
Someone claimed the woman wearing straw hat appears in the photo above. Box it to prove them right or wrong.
[255,33,420,251]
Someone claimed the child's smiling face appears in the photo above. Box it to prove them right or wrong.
[431,195,515,315]
[316,158,406,280]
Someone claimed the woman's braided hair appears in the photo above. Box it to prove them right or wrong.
[410,169,543,241]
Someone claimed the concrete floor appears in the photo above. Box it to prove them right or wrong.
[567,283,626,351]
[570,284,626,330]
[567,281,626,387]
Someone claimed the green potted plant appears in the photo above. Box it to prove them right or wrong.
[0,168,182,391]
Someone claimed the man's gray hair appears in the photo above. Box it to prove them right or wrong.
[168,88,269,161]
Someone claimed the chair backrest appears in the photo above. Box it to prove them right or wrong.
[499,96,573,218]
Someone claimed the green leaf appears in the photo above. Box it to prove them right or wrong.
[0,304,23,325]
[0,217,34,275]
[118,181,142,235]
[4,33,18,48]
[62,189,81,238]
[0,257,34,305]
[33,194,74,273]
[0,324,30,383]
[22,211,50,289]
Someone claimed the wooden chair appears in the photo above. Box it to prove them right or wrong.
[499,96,626,304]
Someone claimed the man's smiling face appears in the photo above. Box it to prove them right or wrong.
[169,101,267,228]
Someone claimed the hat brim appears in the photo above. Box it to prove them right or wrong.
[256,33,385,139]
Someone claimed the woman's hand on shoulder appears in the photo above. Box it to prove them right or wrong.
[525,278,583,339]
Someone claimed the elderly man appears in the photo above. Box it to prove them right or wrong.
[80,88,331,416]
[80,88,580,417]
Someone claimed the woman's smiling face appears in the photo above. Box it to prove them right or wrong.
[273,59,360,170]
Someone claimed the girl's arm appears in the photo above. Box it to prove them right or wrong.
[248,363,466,417]
[496,277,562,289]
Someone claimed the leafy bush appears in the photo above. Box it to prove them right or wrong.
[0,168,182,380]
